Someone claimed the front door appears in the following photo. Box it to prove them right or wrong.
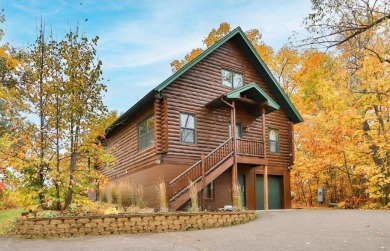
[238,174,246,208]
[256,175,282,209]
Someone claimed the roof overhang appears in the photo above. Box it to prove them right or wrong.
[207,83,280,116]
[105,90,157,137]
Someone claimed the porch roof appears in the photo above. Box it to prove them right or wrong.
[206,83,280,116]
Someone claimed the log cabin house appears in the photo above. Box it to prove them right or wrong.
[102,27,303,211]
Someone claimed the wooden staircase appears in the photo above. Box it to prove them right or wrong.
[168,137,234,211]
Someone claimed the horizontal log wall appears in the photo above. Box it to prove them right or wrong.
[103,36,295,210]
[154,97,169,154]
[162,39,293,167]
[101,105,156,180]
[204,169,233,211]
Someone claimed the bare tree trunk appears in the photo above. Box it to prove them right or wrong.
[343,151,354,198]
[65,123,79,208]
[54,86,61,210]
[295,172,307,206]
[373,105,389,206]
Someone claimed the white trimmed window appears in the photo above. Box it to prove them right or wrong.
[222,69,243,89]
[138,116,155,151]
[269,129,279,153]
[180,113,196,144]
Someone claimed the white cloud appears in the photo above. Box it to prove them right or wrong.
[100,32,202,70]
[2,0,312,114]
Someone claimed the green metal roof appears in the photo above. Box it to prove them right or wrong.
[226,83,280,113]
[206,83,279,116]
[105,90,156,137]
[154,27,303,123]
[107,27,303,137]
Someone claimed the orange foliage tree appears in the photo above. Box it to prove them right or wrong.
[172,22,390,208]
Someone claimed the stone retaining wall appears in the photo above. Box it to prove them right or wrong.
[14,211,256,238]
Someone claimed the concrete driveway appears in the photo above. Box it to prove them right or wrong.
[1,210,389,251]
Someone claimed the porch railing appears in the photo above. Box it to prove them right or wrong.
[168,138,265,203]
[236,139,264,157]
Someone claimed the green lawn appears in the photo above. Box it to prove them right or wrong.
[0,208,23,235]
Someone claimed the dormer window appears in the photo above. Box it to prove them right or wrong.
[222,69,243,89]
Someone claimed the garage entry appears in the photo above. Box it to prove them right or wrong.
[256,175,282,210]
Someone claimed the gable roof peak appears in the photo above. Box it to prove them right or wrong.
[107,26,303,137]
[154,27,302,123]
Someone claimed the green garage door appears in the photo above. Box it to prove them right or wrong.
[256,175,282,210]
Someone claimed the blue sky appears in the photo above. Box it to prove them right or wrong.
[1,0,311,115]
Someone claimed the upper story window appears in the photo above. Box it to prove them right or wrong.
[269,129,279,153]
[228,123,242,138]
[138,116,155,151]
[180,112,196,144]
[222,69,243,89]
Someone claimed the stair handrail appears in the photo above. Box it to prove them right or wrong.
[168,159,202,186]
[168,137,234,200]
[169,137,233,186]
[205,137,233,158]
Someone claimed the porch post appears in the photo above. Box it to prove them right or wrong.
[231,101,238,203]
[201,154,206,210]
[262,107,269,211]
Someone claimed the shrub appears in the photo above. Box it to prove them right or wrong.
[101,182,146,209]
[100,190,108,203]
[188,181,199,212]
[156,181,169,213]
[134,185,146,208]
[39,210,59,218]
[233,183,245,211]
[126,206,140,214]
[0,190,20,210]
[104,207,121,215]
[361,201,382,210]
[69,203,78,212]
[110,188,120,204]
[118,183,135,207]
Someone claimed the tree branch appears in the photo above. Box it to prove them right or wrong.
[330,14,390,48]
[363,46,390,64]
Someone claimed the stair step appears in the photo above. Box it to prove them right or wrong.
[170,155,234,211]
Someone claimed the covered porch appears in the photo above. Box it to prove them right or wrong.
[167,83,281,211]
[206,82,280,210]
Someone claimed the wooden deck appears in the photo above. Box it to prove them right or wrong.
[168,137,267,210]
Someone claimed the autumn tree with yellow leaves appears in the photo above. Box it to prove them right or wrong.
[0,17,116,210]
[174,18,389,208]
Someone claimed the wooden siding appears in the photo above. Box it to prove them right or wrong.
[103,37,294,210]
[204,169,233,211]
[154,96,169,154]
[162,39,293,167]
[101,105,156,179]
[110,165,163,207]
